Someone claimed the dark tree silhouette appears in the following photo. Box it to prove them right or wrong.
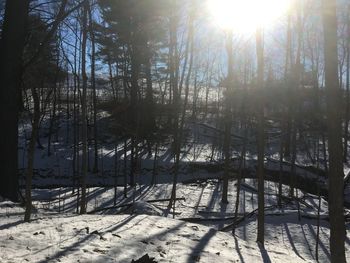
[0,0,29,201]
[322,0,346,261]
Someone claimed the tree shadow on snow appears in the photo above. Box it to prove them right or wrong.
[305,222,331,260]
[33,214,138,263]
[234,236,245,262]
[0,219,24,231]
[186,228,216,263]
[283,223,305,261]
[258,242,272,263]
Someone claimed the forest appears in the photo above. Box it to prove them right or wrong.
[0,0,349,262]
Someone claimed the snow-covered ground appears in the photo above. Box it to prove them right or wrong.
[12,106,350,262]
[1,178,349,262]
[0,212,309,263]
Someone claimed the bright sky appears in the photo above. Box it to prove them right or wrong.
[206,0,291,35]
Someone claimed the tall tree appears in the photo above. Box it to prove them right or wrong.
[256,26,265,246]
[169,0,197,213]
[24,82,40,222]
[221,30,233,204]
[88,1,99,173]
[23,15,64,221]
[0,0,29,201]
[322,0,346,261]
[168,0,180,213]
[80,0,89,214]
[343,4,350,163]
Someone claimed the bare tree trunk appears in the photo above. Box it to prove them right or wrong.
[107,58,116,100]
[47,74,57,156]
[24,86,40,222]
[278,117,284,207]
[204,49,214,118]
[232,120,247,234]
[284,13,292,158]
[151,141,158,185]
[256,26,265,246]
[315,137,321,261]
[65,68,70,144]
[88,3,98,173]
[169,4,196,213]
[178,13,191,100]
[322,133,328,173]
[180,7,195,133]
[191,71,198,119]
[0,0,29,202]
[130,48,140,188]
[72,21,79,195]
[114,142,118,206]
[130,138,135,187]
[289,122,297,197]
[145,49,155,148]
[322,1,346,261]
[123,139,127,198]
[80,0,88,214]
[168,0,180,214]
[222,30,233,204]
[343,7,350,163]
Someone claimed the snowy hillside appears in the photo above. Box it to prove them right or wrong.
[1,178,349,262]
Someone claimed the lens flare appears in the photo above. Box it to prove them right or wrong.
[207,0,290,34]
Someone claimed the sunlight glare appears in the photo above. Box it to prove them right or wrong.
[207,0,290,34]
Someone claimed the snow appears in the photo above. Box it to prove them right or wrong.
[12,102,350,262]
[1,179,349,262]
[127,201,163,216]
[0,208,311,263]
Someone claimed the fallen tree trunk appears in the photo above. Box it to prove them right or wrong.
[87,197,186,214]
[220,207,350,232]
[219,205,277,232]
[266,158,326,178]
[239,182,314,209]
[188,161,329,198]
[197,210,242,216]
[180,214,248,223]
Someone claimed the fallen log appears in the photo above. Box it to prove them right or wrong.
[239,182,312,207]
[197,210,244,216]
[304,213,350,222]
[219,205,276,232]
[188,161,329,198]
[180,217,235,222]
[220,210,350,232]
[146,198,186,204]
[240,182,257,193]
[198,123,246,140]
[180,214,248,223]
[87,197,186,214]
[266,157,326,177]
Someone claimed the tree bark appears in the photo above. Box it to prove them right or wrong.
[322,1,346,261]
[256,26,265,246]
[0,0,29,201]
[24,86,40,222]
[88,3,98,173]
[284,13,292,158]
[343,6,350,163]
[168,0,180,214]
[79,0,89,214]
[222,30,233,204]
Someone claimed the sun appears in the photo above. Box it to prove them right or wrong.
[207,0,290,34]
